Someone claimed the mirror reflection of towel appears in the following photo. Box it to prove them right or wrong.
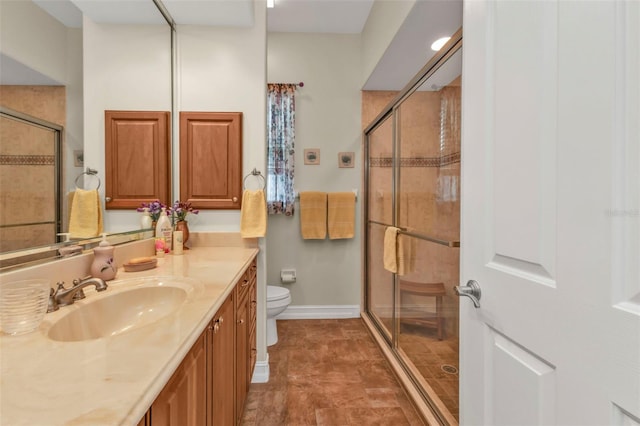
[68,189,103,238]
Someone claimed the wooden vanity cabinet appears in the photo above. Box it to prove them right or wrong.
[146,257,257,426]
[208,292,235,426]
[150,331,207,426]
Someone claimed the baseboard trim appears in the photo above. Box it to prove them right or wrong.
[276,304,361,320]
[251,354,270,383]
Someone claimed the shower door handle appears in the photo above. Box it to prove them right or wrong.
[455,280,481,308]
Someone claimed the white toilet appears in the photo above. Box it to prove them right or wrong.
[266,285,291,346]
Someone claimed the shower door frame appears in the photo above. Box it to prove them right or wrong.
[362,29,463,426]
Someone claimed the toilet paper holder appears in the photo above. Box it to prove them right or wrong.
[280,269,296,283]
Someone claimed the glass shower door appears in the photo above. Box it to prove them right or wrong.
[365,114,395,341]
[395,47,462,423]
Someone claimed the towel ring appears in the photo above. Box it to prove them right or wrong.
[243,168,266,190]
[75,167,101,190]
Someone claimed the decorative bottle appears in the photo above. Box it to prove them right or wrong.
[90,233,117,281]
[155,208,172,251]
[140,207,152,229]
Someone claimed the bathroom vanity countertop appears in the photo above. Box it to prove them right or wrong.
[0,246,258,425]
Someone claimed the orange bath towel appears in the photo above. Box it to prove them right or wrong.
[299,191,327,239]
[327,192,356,239]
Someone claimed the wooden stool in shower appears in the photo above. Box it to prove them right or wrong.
[398,280,446,340]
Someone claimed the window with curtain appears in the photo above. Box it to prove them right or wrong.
[266,83,297,215]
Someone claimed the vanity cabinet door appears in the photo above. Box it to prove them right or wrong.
[208,292,235,426]
[150,330,207,426]
[104,110,171,209]
[179,112,242,210]
[235,290,249,424]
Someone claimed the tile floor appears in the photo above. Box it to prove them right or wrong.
[398,324,459,421]
[240,319,425,426]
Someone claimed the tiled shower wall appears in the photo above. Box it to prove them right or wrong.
[0,86,65,252]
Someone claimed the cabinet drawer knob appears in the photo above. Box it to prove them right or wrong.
[105,197,112,202]
[237,319,245,324]
[233,197,238,203]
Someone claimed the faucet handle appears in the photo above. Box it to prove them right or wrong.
[71,276,92,300]
[56,282,66,291]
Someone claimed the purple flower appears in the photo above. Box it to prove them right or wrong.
[136,200,166,221]
[170,200,199,222]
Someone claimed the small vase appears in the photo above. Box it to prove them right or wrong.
[175,220,190,249]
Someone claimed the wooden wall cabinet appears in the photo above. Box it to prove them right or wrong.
[145,257,257,426]
[179,112,243,210]
[104,110,171,209]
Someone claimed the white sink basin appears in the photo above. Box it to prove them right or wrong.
[47,276,199,342]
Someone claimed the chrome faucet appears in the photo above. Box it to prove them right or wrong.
[47,276,108,312]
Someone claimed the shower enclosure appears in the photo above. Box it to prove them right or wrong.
[363,32,462,425]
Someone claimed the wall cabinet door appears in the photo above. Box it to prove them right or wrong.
[180,112,242,210]
[208,292,235,426]
[150,331,207,426]
[104,110,171,209]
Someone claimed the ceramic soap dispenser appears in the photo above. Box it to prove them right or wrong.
[91,233,117,281]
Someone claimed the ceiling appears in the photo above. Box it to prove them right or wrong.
[12,0,462,90]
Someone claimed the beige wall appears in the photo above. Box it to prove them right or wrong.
[176,4,267,363]
[83,18,172,232]
[266,32,362,307]
[360,0,415,87]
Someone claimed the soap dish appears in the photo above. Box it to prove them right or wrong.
[123,258,158,272]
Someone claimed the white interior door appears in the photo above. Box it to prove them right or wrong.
[461,1,640,425]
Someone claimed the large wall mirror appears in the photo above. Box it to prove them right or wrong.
[0,0,171,269]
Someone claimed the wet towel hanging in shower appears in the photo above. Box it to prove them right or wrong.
[383,226,401,273]
[327,192,355,239]
[299,191,327,239]
[240,189,267,238]
[68,189,103,238]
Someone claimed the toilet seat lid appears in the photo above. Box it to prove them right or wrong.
[267,285,290,301]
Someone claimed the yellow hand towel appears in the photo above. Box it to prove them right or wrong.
[68,189,103,239]
[299,191,327,239]
[397,233,415,276]
[240,189,267,238]
[383,226,400,273]
[327,192,356,239]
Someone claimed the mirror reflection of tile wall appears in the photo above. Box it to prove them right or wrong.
[0,86,64,252]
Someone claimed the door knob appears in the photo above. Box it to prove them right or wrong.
[455,280,481,308]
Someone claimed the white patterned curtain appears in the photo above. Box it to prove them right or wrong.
[267,83,297,215]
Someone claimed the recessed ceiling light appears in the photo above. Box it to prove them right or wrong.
[431,37,451,51]
[267,0,275,8]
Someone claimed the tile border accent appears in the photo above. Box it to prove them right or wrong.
[370,152,460,168]
[0,154,55,166]
[276,304,361,320]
